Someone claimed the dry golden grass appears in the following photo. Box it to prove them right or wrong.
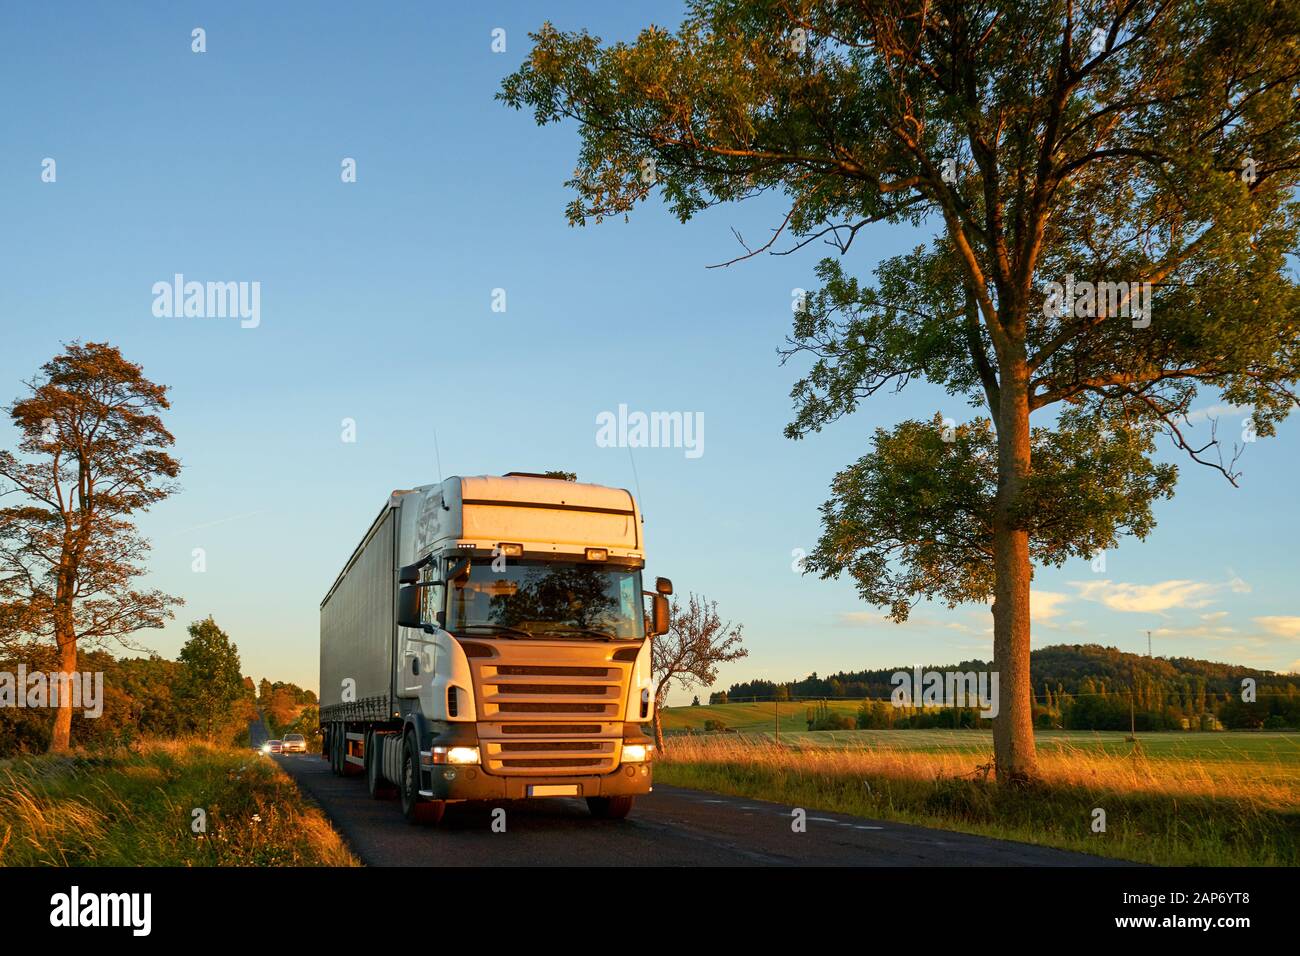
[662,733,1300,806]
[0,739,357,867]
[656,733,1300,865]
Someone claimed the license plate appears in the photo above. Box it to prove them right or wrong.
[527,784,579,797]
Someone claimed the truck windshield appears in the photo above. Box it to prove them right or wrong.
[447,559,644,641]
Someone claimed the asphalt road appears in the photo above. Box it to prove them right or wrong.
[248,715,270,748]
[273,753,1124,866]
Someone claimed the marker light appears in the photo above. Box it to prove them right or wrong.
[497,543,524,557]
[585,548,609,561]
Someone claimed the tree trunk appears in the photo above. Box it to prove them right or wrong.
[49,632,76,753]
[651,679,670,752]
[991,361,1038,783]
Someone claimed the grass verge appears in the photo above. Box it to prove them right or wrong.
[655,734,1300,866]
[0,739,357,866]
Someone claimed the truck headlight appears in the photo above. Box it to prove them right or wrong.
[621,743,652,763]
[429,745,481,765]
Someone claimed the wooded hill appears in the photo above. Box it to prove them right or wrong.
[712,644,1300,731]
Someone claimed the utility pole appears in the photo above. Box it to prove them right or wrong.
[1147,630,1152,657]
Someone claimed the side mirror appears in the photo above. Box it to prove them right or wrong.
[651,594,670,636]
[397,585,422,629]
[655,577,673,595]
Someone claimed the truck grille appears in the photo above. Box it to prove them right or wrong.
[500,723,602,735]
[468,643,635,776]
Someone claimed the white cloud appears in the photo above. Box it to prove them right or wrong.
[1181,403,1251,425]
[1254,616,1300,640]
[1153,622,1237,640]
[1031,590,1072,623]
[1071,578,1218,614]
[836,611,882,625]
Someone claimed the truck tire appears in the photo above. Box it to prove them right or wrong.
[586,796,635,820]
[330,725,344,776]
[366,730,396,799]
[400,733,445,825]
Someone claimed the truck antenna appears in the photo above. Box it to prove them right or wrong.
[433,429,444,485]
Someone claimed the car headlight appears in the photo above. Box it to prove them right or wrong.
[260,744,270,753]
[429,745,480,765]
[621,743,652,763]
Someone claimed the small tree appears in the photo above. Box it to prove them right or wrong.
[650,593,747,750]
[0,342,181,752]
[177,617,245,740]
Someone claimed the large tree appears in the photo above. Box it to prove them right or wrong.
[0,342,181,752]
[500,0,1300,780]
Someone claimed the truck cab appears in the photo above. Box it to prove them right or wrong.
[320,473,670,824]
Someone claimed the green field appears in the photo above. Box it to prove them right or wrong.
[662,701,1300,766]
[662,699,862,734]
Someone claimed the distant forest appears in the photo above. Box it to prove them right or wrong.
[0,629,318,757]
[711,644,1300,731]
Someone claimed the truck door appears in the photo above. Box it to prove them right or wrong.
[397,571,442,708]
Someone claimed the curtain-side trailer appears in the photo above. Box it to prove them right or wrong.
[319,473,670,824]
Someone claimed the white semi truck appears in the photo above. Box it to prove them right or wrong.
[319,473,671,824]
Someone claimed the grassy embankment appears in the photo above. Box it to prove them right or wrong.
[657,703,1300,865]
[0,739,356,866]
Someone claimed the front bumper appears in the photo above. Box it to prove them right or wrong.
[417,723,655,802]
[419,761,652,802]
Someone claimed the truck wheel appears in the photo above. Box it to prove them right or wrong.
[586,796,635,820]
[400,734,445,825]
[333,725,348,776]
[366,731,396,799]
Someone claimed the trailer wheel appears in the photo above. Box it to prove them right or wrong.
[400,733,445,825]
[330,724,344,776]
[586,796,635,820]
[366,730,396,799]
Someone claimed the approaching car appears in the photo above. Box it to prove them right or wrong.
[282,733,307,754]
[261,739,283,755]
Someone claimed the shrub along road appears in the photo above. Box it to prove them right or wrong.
[274,753,1126,866]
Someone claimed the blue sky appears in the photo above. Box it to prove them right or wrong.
[2,1,1297,703]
